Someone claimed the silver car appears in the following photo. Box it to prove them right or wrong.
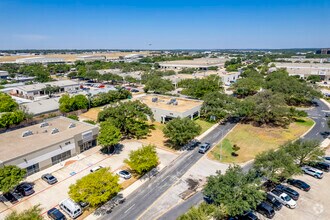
[41,173,58,185]
[301,166,323,179]
[118,170,132,179]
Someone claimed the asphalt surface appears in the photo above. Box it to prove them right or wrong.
[100,121,236,220]
[159,99,330,220]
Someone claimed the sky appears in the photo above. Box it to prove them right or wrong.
[0,0,329,50]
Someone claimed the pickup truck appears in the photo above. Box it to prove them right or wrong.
[268,189,297,209]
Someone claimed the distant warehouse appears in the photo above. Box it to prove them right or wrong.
[0,117,99,176]
[16,57,65,64]
[77,55,106,62]
[138,95,203,123]
[158,58,228,70]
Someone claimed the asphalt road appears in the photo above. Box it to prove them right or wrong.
[159,99,330,220]
[100,121,236,220]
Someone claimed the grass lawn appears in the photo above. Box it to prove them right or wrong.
[195,119,216,134]
[209,117,315,163]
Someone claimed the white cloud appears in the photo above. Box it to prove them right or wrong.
[13,34,48,41]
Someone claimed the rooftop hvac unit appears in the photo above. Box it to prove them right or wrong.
[51,128,59,134]
[173,101,178,105]
[22,130,33,137]
[69,123,76,128]
[170,98,176,103]
[40,122,49,128]
[152,97,158,102]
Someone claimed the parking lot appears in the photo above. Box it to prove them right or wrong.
[256,156,330,220]
[0,141,178,219]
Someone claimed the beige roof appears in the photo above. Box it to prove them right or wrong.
[159,58,228,67]
[0,117,97,162]
[17,80,79,92]
[139,95,203,113]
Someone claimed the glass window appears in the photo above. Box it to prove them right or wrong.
[26,163,40,176]
[51,150,71,165]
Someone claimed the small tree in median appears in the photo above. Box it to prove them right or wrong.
[69,168,120,207]
[0,165,26,193]
[5,205,42,220]
[163,118,201,148]
[97,121,122,153]
[124,145,159,175]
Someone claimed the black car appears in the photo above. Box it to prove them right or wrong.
[3,192,18,204]
[15,183,34,196]
[256,202,275,219]
[275,185,299,201]
[47,208,66,220]
[309,162,330,172]
[287,179,311,192]
[265,193,282,211]
[237,211,259,220]
[203,195,213,204]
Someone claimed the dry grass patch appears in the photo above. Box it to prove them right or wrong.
[79,107,102,121]
[209,118,315,163]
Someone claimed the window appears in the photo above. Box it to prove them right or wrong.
[26,163,40,176]
[51,150,71,165]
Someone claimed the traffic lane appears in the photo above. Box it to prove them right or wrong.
[103,123,235,220]
[159,192,203,220]
[104,149,204,220]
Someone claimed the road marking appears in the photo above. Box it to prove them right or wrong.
[124,204,135,214]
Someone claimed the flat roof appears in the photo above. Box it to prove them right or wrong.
[159,58,228,67]
[139,95,203,113]
[0,116,97,162]
[22,97,60,115]
[16,80,79,92]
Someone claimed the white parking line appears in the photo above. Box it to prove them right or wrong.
[124,204,136,213]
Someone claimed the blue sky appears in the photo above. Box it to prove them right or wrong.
[0,0,329,49]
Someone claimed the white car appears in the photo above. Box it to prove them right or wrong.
[269,190,297,209]
[117,170,132,179]
[90,165,103,173]
[301,166,323,179]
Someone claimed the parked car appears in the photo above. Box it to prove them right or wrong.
[131,89,139,93]
[308,161,330,172]
[323,156,330,163]
[117,170,131,179]
[237,210,259,220]
[302,166,323,179]
[90,165,103,173]
[275,184,300,201]
[186,140,201,150]
[256,201,275,219]
[198,142,211,154]
[78,201,90,210]
[268,190,297,209]
[286,179,311,192]
[265,193,282,211]
[47,208,66,220]
[41,173,58,185]
[3,192,18,204]
[14,183,34,196]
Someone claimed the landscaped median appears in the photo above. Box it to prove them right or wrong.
[208,118,315,163]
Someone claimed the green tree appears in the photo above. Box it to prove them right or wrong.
[203,165,264,217]
[307,75,321,83]
[0,165,27,193]
[233,77,263,97]
[239,90,292,127]
[0,111,26,128]
[69,167,120,207]
[59,94,73,113]
[5,205,42,220]
[98,100,154,138]
[163,118,201,148]
[124,144,159,175]
[0,92,19,112]
[254,148,301,183]
[67,114,79,121]
[178,203,227,220]
[283,139,324,166]
[179,75,222,99]
[97,121,122,153]
[201,91,237,121]
[72,94,89,110]
[144,75,174,94]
